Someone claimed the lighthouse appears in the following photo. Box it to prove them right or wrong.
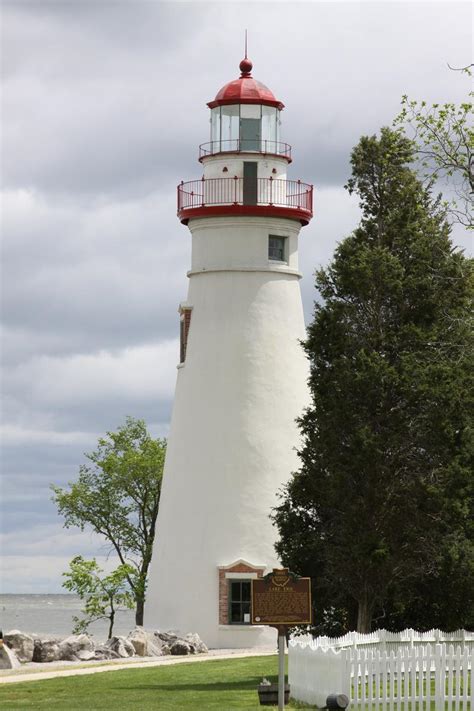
[146,55,313,649]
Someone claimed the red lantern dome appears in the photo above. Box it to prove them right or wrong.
[207,58,284,110]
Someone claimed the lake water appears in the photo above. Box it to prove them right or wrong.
[0,594,136,641]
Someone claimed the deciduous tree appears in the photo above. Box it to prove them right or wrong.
[63,556,135,639]
[52,417,166,626]
[394,73,473,227]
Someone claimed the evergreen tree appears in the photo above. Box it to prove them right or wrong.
[272,128,473,633]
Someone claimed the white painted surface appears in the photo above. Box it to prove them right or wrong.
[147,107,310,648]
[202,154,288,181]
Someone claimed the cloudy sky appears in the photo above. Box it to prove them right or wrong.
[1,1,472,593]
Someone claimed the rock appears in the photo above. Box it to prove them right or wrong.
[104,636,135,658]
[58,634,95,661]
[0,643,21,669]
[4,630,35,663]
[169,639,192,656]
[32,638,62,663]
[127,627,147,656]
[155,631,178,643]
[184,633,208,654]
[147,632,165,657]
[93,646,121,661]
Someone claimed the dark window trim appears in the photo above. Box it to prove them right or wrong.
[228,579,252,625]
[269,234,288,262]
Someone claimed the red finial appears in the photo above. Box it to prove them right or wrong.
[239,57,253,77]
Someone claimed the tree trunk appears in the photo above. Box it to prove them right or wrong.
[357,595,373,633]
[135,596,145,626]
[108,610,115,639]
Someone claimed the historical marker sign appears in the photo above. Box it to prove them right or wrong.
[251,568,312,626]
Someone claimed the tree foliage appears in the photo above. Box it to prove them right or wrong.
[272,128,473,633]
[63,556,135,639]
[394,76,473,227]
[52,417,166,626]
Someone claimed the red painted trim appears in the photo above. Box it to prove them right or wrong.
[207,98,284,110]
[178,204,312,226]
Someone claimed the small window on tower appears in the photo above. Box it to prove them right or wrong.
[268,235,287,262]
[229,580,251,624]
[179,306,192,364]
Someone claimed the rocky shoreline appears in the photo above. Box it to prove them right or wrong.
[0,628,208,669]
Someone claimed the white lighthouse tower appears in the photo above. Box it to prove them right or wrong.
[146,55,313,649]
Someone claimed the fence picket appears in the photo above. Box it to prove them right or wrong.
[424,644,432,711]
[454,645,461,711]
[461,646,468,709]
[389,650,396,711]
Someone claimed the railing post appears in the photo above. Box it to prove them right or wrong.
[269,175,273,206]
[234,175,238,205]
[201,176,205,207]
[297,179,301,209]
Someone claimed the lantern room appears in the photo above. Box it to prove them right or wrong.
[200,58,291,160]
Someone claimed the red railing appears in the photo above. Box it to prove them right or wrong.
[199,140,292,160]
[177,177,312,215]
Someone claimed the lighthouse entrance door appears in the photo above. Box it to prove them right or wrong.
[243,162,258,205]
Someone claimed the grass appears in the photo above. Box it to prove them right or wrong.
[0,655,317,710]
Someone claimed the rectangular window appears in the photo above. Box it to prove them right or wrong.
[229,580,251,624]
[179,307,192,364]
[268,235,287,262]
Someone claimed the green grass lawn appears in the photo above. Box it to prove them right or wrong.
[0,655,317,710]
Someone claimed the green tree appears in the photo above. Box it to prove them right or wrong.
[63,556,135,639]
[272,128,473,633]
[394,75,473,227]
[52,417,166,626]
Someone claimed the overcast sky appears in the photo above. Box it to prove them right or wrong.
[1,1,472,594]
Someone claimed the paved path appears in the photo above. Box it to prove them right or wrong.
[0,649,276,685]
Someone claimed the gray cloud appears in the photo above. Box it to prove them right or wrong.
[1,0,472,592]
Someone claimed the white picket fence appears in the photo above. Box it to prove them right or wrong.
[295,628,474,652]
[289,637,473,709]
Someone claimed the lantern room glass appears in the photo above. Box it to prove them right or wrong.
[221,105,240,151]
[209,105,281,154]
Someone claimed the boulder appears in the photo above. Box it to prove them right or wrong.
[127,627,147,656]
[0,643,21,669]
[93,646,121,661]
[58,634,95,661]
[32,638,62,663]
[184,633,208,654]
[169,639,192,656]
[104,636,135,658]
[155,631,178,644]
[147,632,165,657]
[4,630,35,663]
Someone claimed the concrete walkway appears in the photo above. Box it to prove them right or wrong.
[0,648,276,685]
